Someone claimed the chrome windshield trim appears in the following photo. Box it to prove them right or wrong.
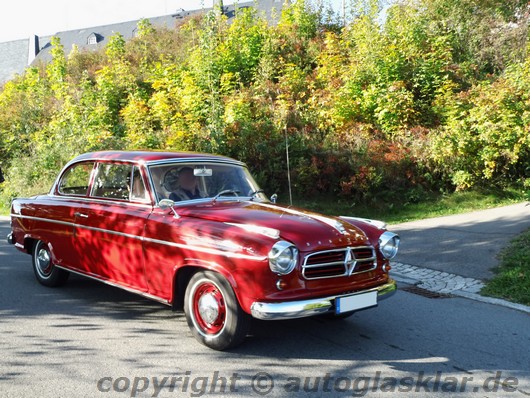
[145,158,246,167]
[147,160,256,204]
[154,196,255,208]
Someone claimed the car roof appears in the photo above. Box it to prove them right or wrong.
[72,151,241,165]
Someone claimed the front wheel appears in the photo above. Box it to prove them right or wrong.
[32,240,69,287]
[184,271,251,350]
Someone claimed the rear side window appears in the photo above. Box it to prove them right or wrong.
[91,163,132,200]
[58,162,94,196]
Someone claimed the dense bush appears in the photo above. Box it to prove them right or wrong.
[431,55,530,190]
[0,0,529,210]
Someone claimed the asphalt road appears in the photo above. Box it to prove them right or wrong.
[390,202,530,280]
[1,219,529,397]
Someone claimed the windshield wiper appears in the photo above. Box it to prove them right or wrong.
[212,189,240,204]
[249,189,265,201]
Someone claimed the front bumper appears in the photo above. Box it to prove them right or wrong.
[6,232,15,245]
[250,279,396,320]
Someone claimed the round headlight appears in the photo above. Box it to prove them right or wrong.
[379,231,400,259]
[269,241,298,275]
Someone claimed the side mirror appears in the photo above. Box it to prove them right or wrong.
[159,199,179,218]
[270,194,278,204]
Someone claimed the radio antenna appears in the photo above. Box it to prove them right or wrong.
[285,128,293,206]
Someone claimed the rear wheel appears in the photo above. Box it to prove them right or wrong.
[32,240,69,287]
[184,271,250,350]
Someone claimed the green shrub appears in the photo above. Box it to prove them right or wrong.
[0,0,529,208]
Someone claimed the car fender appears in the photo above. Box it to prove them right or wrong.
[171,258,248,312]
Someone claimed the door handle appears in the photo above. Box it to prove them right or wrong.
[74,212,89,218]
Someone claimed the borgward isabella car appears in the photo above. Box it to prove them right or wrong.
[7,151,400,350]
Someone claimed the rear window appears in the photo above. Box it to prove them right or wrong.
[58,162,94,196]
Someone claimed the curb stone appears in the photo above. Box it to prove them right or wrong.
[391,262,530,315]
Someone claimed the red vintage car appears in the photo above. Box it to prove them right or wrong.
[7,151,399,350]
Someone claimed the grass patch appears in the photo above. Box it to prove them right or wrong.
[289,187,527,224]
[481,229,530,306]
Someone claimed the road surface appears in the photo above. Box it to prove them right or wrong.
[0,219,529,397]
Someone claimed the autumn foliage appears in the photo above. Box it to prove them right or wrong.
[1,0,529,208]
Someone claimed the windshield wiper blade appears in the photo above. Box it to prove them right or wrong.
[212,189,240,204]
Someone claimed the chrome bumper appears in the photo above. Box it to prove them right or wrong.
[6,232,15,245]
[250,279,396,320]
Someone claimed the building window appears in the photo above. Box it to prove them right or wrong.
[87,34,97,45]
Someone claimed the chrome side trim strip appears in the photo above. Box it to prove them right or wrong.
[250,279,397,320]
[11,214,77,229]
[54,265,171,306]
[76,223,142,241]
[10,214,267,261]
[142,236,267,261]
[40,194,154,208]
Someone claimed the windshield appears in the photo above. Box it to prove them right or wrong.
[148,162,266,203]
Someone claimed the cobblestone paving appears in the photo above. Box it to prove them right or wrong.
[390,262,485,294]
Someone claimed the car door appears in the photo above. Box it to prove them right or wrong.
[142,163,189,302]
[73,162,152,291]
[45,160,96,272]
[142,207,183,302]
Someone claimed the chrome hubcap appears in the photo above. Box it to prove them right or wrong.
[198,293,220,325]
[37,248,51,273]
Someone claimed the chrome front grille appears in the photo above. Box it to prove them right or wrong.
[302,246,377,280]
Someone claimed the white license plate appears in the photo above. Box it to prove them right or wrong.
[335,291,377,314]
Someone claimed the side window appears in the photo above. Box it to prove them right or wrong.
[91,163,132,200]
[130,166,149,202]
[58,162,94,196]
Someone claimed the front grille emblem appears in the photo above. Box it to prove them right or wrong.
[345,248,357,276]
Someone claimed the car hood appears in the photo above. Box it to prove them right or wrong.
[178,201,371,252]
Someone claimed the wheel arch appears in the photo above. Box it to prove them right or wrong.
[24,236,38,254]
[24,236,61,265]
[171,260,242,312]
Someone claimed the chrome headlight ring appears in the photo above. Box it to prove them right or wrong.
[268,241,298,275]
[379,231,400,260]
